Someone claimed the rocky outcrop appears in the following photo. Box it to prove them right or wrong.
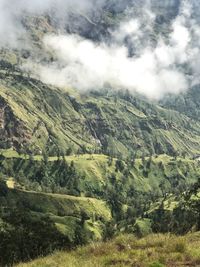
[0,96,31,150]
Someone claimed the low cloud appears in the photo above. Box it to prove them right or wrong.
[31,33,187,100]
[2,0,200,99]
[0,0,105,47]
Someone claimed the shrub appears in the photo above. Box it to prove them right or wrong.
[174,241,186,253]
[149,262,165,267]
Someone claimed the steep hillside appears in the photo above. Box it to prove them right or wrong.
[0,0,199,158]
[1,1,200,266]
[161,85,200,122]
[1,153,199,196]
[1,69,200,157]
[0,184,111,265]
[0,155,199,266]
[0,152,199,237]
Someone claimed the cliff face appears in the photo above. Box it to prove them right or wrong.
[2,70,200,158]
[0,96,31,150]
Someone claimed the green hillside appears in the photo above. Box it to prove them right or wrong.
[16,232,200,267]
[2,47,200,267]
[1,151,200,265]
[0,184,111,266]
[161,86,200,121]
[0,187,111,222]
[0,153,199,199]
[1,68,200,157]
[1,2,200,266]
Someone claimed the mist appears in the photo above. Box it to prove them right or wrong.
[34,33,187,100]
[1,0,200,99]
[0,0,105,47]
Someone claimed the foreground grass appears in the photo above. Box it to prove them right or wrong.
[17,232,200,267]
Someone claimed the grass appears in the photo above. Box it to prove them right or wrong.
[0,149,22,158]
[16,232,200,267]
[1,152,199,194]
[2,71,200,157]
[0,187,111,243]
[3,188,111,221]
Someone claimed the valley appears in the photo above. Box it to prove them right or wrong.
[0,0,200,266]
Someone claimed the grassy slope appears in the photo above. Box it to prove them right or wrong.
[16,232,200,267]
[0,188,111,241]
[3,188,111,219]
[0,74,94,153]
[1,12,200,267]
[2,8,198,158]
[65,154,199,193]
[81,93,200,156]
[1,153,199,194]
[36,153,200,192]
[2,70,200,157]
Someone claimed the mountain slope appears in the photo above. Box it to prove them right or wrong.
[1,69,200,157]
[1,1,200,266]
[0,181,111,266]
[161,85,200,122]
[1,153,198,195]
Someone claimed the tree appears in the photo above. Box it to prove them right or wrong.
[115,159,125,172]
[0,180,8,197]
[66,147,72,156]
[42,150,48,165]
[0,211,70,266]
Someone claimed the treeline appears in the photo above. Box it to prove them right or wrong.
[148,178,200,235]
[0,153,199,266]
[0,207,93,267]
[0,154,83,196]
[0,210,69,266]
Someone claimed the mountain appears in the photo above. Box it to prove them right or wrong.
[161,85,200,121]
[2,69,200,157]
[0,0,200,266]
[1,0,199,158]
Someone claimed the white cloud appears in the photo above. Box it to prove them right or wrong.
[35,0,196,100]
[30,33,187,100]
[2,0,200,99]
[114,19,140,41]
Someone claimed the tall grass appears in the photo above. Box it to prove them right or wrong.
[17,232,200,267]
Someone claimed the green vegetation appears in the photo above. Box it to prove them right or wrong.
[1,69,200,265]
[0,185,111,266]
[0,152,200,266]
[148,178,200,235]
[16,232,200,267]
[1,4,200,267]
[0,153,198,196]
[2,66,200,157]
[0,153,199,230]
